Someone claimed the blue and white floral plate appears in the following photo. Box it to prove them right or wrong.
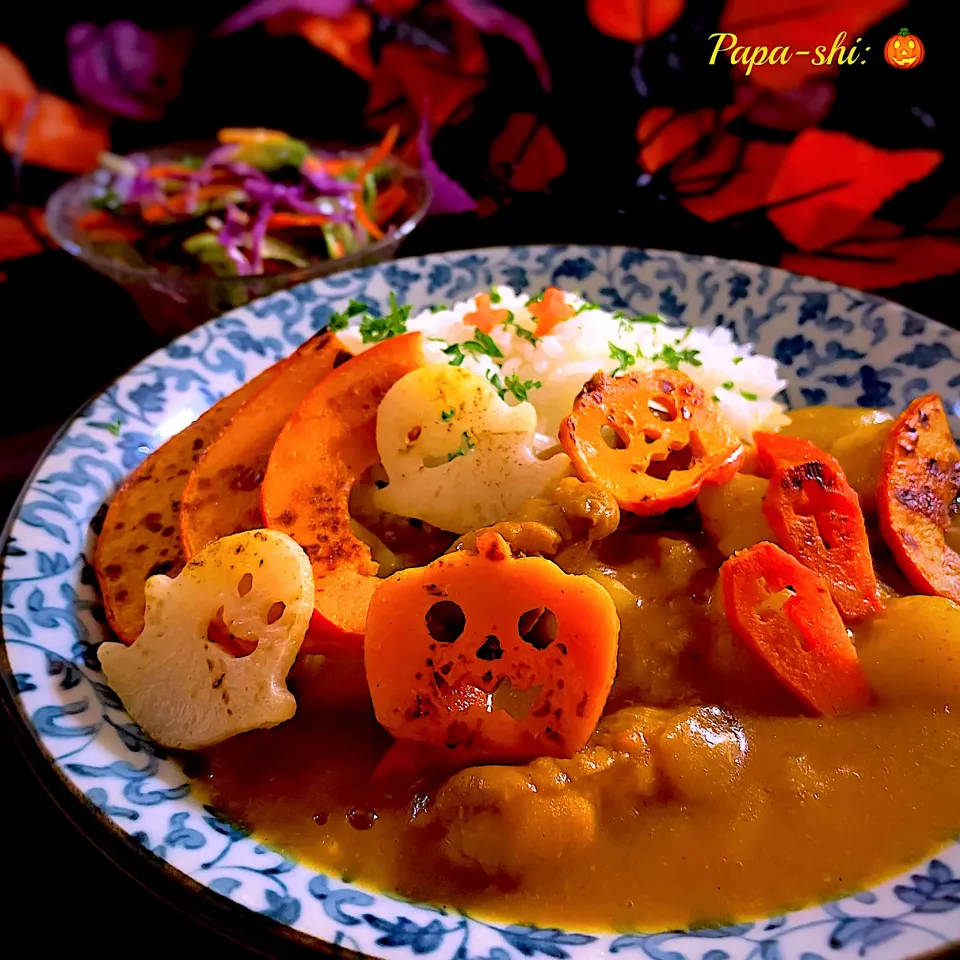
[3,246,960,960]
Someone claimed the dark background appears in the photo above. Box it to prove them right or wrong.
[1,1,958,955]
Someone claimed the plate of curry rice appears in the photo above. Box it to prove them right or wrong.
[3,245,960,960]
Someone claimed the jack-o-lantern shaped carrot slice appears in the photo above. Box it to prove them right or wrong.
[877,394,960,603]
[559,369,743,515]
[261,332,425,654]
[364,532,620,764]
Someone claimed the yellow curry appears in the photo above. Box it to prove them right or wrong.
[194,403,960,932]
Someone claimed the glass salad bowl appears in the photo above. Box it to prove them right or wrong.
[45,138,431,339]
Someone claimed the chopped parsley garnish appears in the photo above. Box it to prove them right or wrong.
[504,374,541,404]
[430,303,447,313]
[469,328,503,359]
[328,299,368,332]
[576,302,599,315]
[443,343,466,365]
[633,313,663,324]
[722,380,735,390]
[654,345,702,369]
[609,342,636,376]
[441,408,456,421]
[526,291,545,306]
[486,370,505,395]
[741,390,758,401]
[732,356,744,365]
[504,313,539,346]
[485,370,542,404]
[489,287,502,303]
[711,394,720,403]
[447,431,476,461]
[444,327,504,365]
[359,292,410,344]
[91,418,123,436]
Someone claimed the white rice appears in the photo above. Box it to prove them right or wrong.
[336,285,788,448]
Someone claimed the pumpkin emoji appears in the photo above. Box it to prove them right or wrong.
[885,28,924,69]
[363,531,620,764]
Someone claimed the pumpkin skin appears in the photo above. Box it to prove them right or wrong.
[885,29,924,69]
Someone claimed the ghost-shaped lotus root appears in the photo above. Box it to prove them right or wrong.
[374,365,571,534]
[98,529,314,750]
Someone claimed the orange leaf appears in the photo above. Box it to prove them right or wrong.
[766,130,941,251]
[720,0,907,90]
[587,0,684,42]
[267,9,375,80]
[0,211,43,261]
[489,113,567,192]
[677,139,788,222]
[0,44,36,128]
[782,234,960,290]
[636,106,718,174]
[3,93,108,173]
[740,79,836,131]
[379,39,487,130]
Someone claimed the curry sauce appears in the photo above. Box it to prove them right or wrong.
[197,406,960,932]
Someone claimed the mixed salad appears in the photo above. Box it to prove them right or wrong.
[75,126,415,278]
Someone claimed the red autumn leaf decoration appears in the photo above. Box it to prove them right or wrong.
[3,92,108,174]
[266,9,375,79]
[0,44,36,128]
[1,45,108,174]
[370,10,489,134]
[0,210,44,262]
[765,130,942,251]
[677,139,789,222]
[719,0,908,91]
[587,0,684,43]
[636,107,718,174]
[782,232,960,290]
[489,112,567,192]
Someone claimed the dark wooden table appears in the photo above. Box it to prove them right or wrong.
[2,207,958,955]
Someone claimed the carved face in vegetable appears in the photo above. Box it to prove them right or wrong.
[364,532,620,763]
[98,529,314,750]
[560,368,743,515]
[884,28,924,69]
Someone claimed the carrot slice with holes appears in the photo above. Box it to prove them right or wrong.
[720,541,872,716]
[560,368,743,515]
[180,332,351,559]
[877,394,960,603]
[364,531,620,764]
[528,287,575,336]
[755,432,882,622]
[261,332,425,655]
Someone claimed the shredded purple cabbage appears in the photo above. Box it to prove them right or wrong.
[203,143,241,169]
[243,178,355,222]
[300,162,359,197]
[249,203,273,273]
[217,204,254,275]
